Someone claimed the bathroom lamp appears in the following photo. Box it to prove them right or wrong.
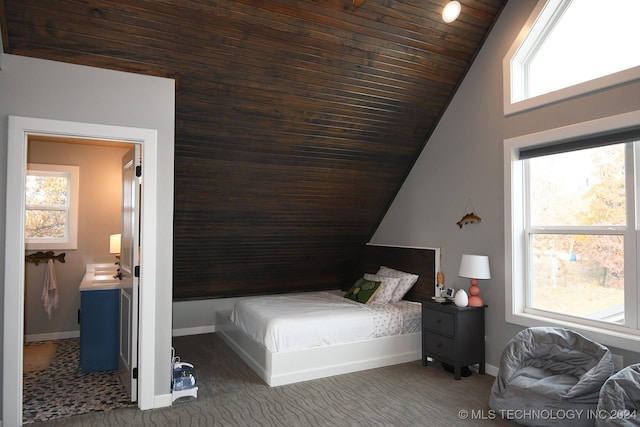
[110,233,122,279]
[109,233,121,256]
[458,254,490,307]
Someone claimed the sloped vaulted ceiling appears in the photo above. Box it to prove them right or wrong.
[1,0,505,299]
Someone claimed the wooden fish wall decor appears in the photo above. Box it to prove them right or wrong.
[25,251,66,265]
[457,198,482,229]
[457,212,481,229]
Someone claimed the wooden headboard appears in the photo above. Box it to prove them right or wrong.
[352,244,439,302]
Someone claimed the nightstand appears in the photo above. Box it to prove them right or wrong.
[421,299,485,380]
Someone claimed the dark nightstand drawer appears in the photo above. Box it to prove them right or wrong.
[421,300,486,380]
[422,309,454,336]
[423,331,455,359]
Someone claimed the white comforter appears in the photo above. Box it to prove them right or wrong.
[230,291,420,353]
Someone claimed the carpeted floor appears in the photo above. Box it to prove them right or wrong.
[30,333,515,426]
[23,338,134,424]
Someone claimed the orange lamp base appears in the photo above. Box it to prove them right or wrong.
[467,279,483,307]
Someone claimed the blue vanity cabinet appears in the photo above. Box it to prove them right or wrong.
[80,288,120,373]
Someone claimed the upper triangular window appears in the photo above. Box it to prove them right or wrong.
[504,0,640,115]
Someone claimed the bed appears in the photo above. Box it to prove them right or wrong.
[216,244,439,386]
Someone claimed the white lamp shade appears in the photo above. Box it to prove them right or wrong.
[110,233,121,254]
[458,254,490,279]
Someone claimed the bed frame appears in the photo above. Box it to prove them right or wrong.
[216,244,439,386]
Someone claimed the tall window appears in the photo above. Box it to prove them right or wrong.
[504,0,640,114]
[526,144,627,324]
[25,164,79,250]
[505,111,640,350]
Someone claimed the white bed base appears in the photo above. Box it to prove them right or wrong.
[215,310,421,386]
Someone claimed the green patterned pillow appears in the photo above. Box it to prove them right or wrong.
[344,278,381,304]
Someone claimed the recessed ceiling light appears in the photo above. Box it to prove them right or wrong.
[442,1,461,23]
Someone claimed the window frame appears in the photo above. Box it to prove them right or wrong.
[503,0,640,116]
[524,143,631,326]
[25,163,79,250]
[504,110,640,352]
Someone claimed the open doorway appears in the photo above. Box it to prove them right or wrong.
[23,135,137,422]
[4,116,160,426]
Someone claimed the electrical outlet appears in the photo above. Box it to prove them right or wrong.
[612,353,624,371]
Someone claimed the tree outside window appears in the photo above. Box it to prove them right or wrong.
[526,144,626,324]
[25,164,79,250]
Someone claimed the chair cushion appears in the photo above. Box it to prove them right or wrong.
[510,366,579,398]
[490,327,615,426]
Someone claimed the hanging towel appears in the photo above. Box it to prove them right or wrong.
[42,259,59,319]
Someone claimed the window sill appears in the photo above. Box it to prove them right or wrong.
[505,66,640,116]
[506,311,640,354]
[26,243,77,251]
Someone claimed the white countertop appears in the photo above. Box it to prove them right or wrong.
[79,263,129,291]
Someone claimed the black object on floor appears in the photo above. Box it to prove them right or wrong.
[441,362,472,377]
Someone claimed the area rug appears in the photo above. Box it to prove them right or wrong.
[23,341,57,372]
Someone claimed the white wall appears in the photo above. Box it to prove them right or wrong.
[172,297,242,336]
[0,54,175,420]
[371,0,640,369]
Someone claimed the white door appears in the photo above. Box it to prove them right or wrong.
[119,146,140,402]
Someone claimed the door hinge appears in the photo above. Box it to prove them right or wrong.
[136,165,142,177]
[134,265,140,277]
[132,367,138,379]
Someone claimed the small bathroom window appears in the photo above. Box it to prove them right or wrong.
[25,163,79,250]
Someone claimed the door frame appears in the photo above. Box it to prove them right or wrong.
[3,116,159,425]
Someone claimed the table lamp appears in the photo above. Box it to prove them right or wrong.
[458,254,490,307]
[110,233,122,279]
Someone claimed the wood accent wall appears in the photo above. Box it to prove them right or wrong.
[2,0,505,299]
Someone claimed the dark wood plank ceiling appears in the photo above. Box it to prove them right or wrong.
[1,0,505,299]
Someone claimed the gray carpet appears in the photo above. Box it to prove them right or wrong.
[34,333,514,426]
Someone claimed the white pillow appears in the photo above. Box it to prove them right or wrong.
[363,273,400,303]
[376,266,419,302]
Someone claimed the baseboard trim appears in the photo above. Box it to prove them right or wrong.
[25,331,79,342]
[485,363,498,377]
[154,393,173,409]
[172,326,215,337]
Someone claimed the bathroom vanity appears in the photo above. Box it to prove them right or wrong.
[79,263,125,373]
